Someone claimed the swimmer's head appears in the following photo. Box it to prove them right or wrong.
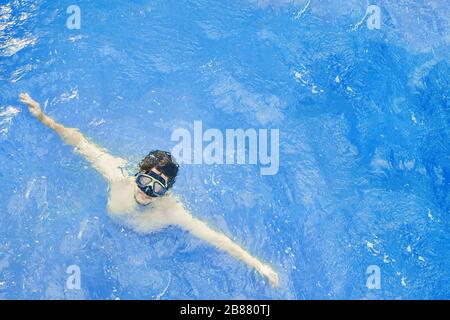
[134,150,179,205]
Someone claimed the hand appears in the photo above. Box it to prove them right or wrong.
[19,92,42,118]
[266,268,280,287]
[260,263,280,287]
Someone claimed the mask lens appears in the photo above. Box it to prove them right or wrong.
[152,182,165,194]
[137,175,152,186]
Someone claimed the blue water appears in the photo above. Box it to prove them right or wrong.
[1,0,449,299]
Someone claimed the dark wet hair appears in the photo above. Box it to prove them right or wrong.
[139,150,179,188]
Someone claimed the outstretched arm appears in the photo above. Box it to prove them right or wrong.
[113,193,280,286]
[19,93,127,182]
[170,205,280,286]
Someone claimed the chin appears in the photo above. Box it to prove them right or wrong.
[134,191,153,205]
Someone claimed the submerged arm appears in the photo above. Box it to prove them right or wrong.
[19,93,127,182]
[111,192,280,286]
[170,204,279,286]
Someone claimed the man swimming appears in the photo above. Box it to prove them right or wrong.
[19,92,279,287]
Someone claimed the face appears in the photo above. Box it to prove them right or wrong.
[134,167,169,206]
